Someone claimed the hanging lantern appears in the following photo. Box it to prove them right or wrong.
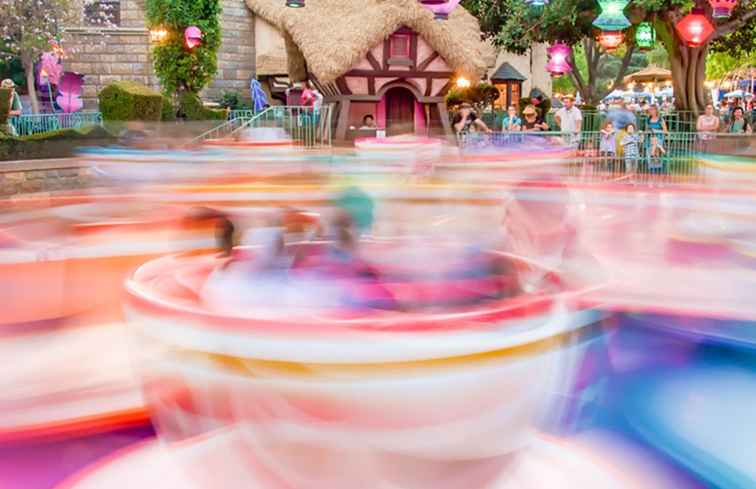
[419,0,462,20]
[526,0,549,7]
[286,0,304,7]
[546,42,572,76]
[708,0,738,18]
[598,30,624,50]
[675,8,715,47]
[593,0,631,31]
[635,22,655,50]
[184,26,202,49]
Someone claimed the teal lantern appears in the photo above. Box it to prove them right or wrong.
[635,22,655,51]
[593,0,631,31]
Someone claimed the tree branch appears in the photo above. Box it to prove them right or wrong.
[602,44,636,99]
[714,8,756,38]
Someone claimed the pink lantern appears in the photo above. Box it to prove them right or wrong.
[546,42,572,76]
[708,0,738,18]
[184,26,202,49]
[419,0,462,20]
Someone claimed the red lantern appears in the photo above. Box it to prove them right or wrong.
[597,31,624,50]
[675,8,715,47]
[708,0,738,18]
[419,0,462,20]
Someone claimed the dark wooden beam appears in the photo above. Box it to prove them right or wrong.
[368,76,375,95]
[417,52,439,71]
[425,77,432,96]
[335,77,352,95]
[346,69,453,78]
[437,101,453,140]
[382,39,389,70]
[437,81,452,97]
[366,51,381,71]
[410,34,418,70]
[336,99,351,141]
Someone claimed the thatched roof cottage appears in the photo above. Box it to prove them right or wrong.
[62,0,501,136]
[247,0,493,138]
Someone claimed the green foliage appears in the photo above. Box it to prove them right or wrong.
[645,44,671,69]
[98,81,163,122]
[178,91,227,120]
[0,88,10,126]
[145,0,222,96]
[161,96,176,121]
[706,50,756,80]
[0,125,117,161]
[445,83,500,112]
[0,57,25,92]
[216,91,251,110]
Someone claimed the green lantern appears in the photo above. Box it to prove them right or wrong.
[635,22,655,50]
[593,0,631,31]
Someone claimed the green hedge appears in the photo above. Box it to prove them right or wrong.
[178,91,227,121]
[0,126,117,161]
[161,96,176,121]
[99,81,163,122]
[0,88,10,126]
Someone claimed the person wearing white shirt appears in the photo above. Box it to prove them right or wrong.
[554,94,583,146]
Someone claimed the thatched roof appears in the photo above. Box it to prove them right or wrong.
[245,0,493,84]
[623,66,672,84]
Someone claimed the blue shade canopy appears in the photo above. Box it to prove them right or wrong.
[250,78,269,113]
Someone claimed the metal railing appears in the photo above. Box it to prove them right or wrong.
[458,131,755,184]
[193,113,259,143]
[8,112,104,136]
[228,109,258,120]
[230,104,334,148]
[475,110,700,134]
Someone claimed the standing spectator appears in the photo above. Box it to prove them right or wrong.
[554,94,582,146]
[696,103,720,136]
[646,105,667,163]
[621,123,641,174]
[2,79,23,136]
[453,103,491,138]
[500,105,522,132]
[599,120,617,158]
[521,105,549,131]
[606,99,637,130]
[299,81,316,108]
[726,107,753,133]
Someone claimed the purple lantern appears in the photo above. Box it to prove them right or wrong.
[184,26,202,49]
[546,42,572,76]
[419,0,462,20]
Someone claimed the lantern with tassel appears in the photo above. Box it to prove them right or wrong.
[598,31,624,50]
[593,0,631,31]
[546,42,572,76]
[708,0,738,18]
[635,22,655,50]
[419,0,462,20]
[675,8,715,47]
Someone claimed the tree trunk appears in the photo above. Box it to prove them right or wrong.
[669,44,706,113]
[23,57,39,114]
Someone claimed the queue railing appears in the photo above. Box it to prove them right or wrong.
[457,130,756,185]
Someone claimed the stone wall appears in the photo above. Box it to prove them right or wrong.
[63,0,256,108]
[0,160,103,197]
